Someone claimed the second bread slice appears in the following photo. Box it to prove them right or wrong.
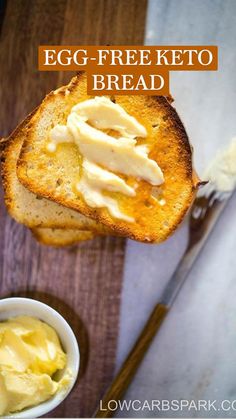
[32,227,95,246]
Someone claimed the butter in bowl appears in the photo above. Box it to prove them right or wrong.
[0,298,80,418]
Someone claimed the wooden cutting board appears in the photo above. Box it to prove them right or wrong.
[0,0,147,417]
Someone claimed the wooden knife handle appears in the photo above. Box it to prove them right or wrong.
[94,303,168,418]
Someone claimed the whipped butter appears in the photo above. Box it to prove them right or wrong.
[49,96,164,221]
[0,316,70,416]
[202,137,236,197]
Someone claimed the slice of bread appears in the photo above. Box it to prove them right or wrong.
[32,227,95,246]
[1,114,110,233]
[18,73,200,243]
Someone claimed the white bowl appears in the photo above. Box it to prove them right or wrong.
[0,297,80,418]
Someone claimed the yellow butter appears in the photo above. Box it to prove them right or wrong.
[0,316,70,416]
[49,96,164,221]
[72,96,147,137]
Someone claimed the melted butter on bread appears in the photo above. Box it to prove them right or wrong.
[48,96,164,222]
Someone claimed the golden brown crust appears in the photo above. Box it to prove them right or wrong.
[1,111,37,216]
[31,227,95,247]
[17,73,200,243]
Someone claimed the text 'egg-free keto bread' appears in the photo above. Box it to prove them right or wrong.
[17,73,200,243]
[1,115,110,233]
[32,228,95,247]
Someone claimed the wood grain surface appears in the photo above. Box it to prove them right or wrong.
[0,0,147,417]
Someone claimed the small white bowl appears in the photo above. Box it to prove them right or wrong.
[0,297,80,418]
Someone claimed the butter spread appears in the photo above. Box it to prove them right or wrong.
[49,96,164,221]
[77,159,135,222]
[201,137,236,197]
[73,96,147,137]
[0,316,71,416]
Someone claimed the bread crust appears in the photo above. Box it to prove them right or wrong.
[32,227,95,246]
[17,73,200,243]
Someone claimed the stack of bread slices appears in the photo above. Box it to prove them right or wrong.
[0,73,199,247]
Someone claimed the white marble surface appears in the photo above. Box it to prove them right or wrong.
[116,0,236,417]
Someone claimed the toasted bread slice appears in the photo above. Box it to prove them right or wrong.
[32,227,95,246]
[18,73,199,243]
[1,115,110,233]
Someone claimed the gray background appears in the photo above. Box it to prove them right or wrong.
[116,0,236,417]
